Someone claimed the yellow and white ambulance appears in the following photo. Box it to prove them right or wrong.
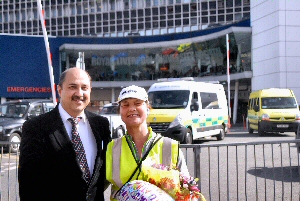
[247,88,300,136]
[147,78,229,144]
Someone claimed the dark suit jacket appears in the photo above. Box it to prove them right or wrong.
[18,104,111,201]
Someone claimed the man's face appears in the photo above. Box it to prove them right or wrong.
[57,68,91,117]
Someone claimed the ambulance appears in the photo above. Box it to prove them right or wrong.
[247,88,300,136]
[147,78,229,144]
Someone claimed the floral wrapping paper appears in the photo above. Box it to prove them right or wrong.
[142,165,206,201]
[115,180,174,201]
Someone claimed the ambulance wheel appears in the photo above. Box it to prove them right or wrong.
[248,122,254,134]
[216,129,225,141]
[183,128,193,144]
[258,124,265,136]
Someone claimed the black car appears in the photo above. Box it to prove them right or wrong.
[0,99,54,153]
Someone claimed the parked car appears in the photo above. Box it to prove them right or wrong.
[100,103,126,138]
[0,99,54,153]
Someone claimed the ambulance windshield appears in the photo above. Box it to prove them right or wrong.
[261,97,297,109]
[148,90,190,109]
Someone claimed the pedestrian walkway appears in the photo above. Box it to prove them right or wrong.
[228,122,247,132]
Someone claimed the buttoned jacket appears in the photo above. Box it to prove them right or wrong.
[18,104,111,201]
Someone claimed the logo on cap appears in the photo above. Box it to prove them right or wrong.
[118,85,148,103]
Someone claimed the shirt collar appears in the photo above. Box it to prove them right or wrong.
[125,127,159,159]
[58,103,87,123]
[125,127,155,141]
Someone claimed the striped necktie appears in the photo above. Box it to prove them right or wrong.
[68,117,91,184]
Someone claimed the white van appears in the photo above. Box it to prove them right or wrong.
[147,78,229,144]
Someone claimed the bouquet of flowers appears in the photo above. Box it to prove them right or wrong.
[142,164,206,201]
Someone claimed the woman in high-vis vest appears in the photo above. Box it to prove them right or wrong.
[106,85,190,200]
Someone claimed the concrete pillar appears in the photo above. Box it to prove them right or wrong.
[66,53,69,68]
[233,80,239,124]
[1,97,6,104]
[155,54,160,73]
[111,88,115,102]
[237,44,241,71]
[111,58,115,71]
[76,52,85,70]
[198,58,201,74]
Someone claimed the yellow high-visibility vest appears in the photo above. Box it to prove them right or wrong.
[106,132,179,200]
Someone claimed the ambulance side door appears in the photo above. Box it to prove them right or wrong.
[190,91,203,134]
[200,92,219,131]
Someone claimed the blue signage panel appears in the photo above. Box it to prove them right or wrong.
[0,35,52,98]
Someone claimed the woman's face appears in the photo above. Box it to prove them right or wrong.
[119,98,148,127]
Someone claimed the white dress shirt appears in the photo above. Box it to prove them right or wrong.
[59,104,97,176]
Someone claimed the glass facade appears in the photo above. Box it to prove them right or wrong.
[62,31,251,81]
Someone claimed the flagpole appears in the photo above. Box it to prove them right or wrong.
[37,0,57,106]
[226,34,231,128]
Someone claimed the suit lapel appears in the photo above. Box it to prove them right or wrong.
[50,106,72,150]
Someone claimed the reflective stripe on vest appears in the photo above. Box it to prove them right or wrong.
[112,137,123,188]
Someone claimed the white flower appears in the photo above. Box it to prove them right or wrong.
[183,183,189,189]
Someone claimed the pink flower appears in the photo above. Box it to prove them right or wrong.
[188,185,200,192]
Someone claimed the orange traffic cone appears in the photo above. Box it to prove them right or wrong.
[227,117,231,132]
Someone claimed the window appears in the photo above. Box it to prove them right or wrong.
[248,98,252,110]
[83,3,89,14]
[33,9,38,19]
[209,1,216,9]
[146,0,151,7]
[77,4,82,14]
[96,2,101,12]
[132,0,137,8]
[29,104,43,117]
[9,12,14,22]
[148,90,190,109]
[4,12,8,23]
[124,0,129,9]
[57,6,62,17]
[200,92,218,109]
[201,2,208,10]
[110,0,115,10]
[15,11,20,21]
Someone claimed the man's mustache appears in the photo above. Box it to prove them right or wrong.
[72,95,87,101]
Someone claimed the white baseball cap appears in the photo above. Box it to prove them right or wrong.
[117,85,148,103]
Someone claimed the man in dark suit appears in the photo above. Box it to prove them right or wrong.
[18,67,111,201]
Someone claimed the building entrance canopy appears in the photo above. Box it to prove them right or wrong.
[60,26,251,83]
